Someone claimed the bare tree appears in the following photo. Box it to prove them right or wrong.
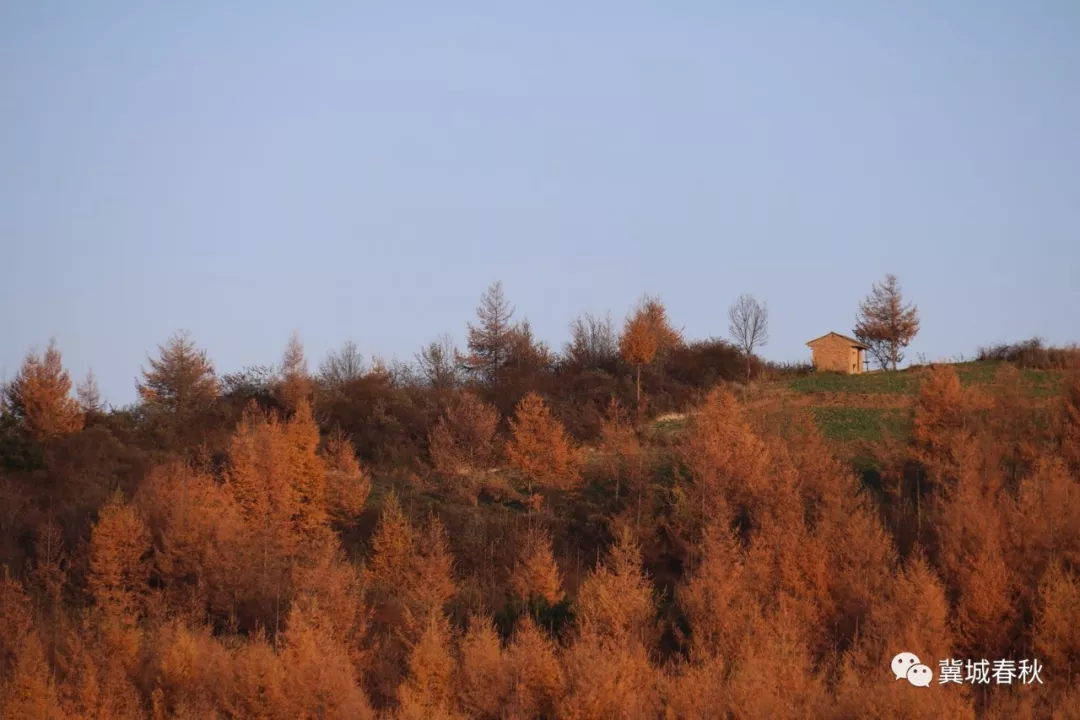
[77,368,103,414]
[854,273,919,371]
[859,337,894,372]
[319,340,365,388]
[416,333,461,392]
[564,312,618,368]
[728,294,769,381]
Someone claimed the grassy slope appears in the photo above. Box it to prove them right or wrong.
[790,360,1060,397]
[788,360,1062,445]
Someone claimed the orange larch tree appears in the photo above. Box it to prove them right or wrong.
[1007,458,1080,609]
[505,392,580,496]
[912,364,977,483]
[226,405,302,569]
[1033,561,1080,690]
[679,387,770,531]
[575,530,656,648]
[619,295,680,406]
[832,549,974,719]
[225,630,288,716]
[87,495,152,622]
[137,330,218,450]
[396,614,456,718]
[598,396,641,504]
[853,273,920,371]
[144,620,233,716]
[506,615,565,718]
[321,430,371,530]
[27,519,66,612]
[404,515,457,635]
[560,530,660,718]
[137,330,218,417]
[279,597,374,718]
[428,390,500,484]
[364,491,416,596]
[0,571,62,717]
[363,496,458,706]
[1059,371,1080,474]
[457,614,510,717]
[277,332,312,414]
[988,363,1040,485]
[134,460,246,619]
[934,451,1020,661]
[558,623,659,720]
[285,398,331,547]
[224,400,334,633]
[510,527,563,609]
[3,340,83,443]
[680,520,754,662]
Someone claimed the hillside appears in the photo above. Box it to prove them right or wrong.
[2,329,1079,718]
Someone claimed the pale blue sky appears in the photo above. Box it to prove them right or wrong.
[2,2,1078,405]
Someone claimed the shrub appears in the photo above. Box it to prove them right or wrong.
[977,338,1080,370]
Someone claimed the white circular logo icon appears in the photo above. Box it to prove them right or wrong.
[891,652,933,686]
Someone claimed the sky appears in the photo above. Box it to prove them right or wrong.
[2,1,1078,406]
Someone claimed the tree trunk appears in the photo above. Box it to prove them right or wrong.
[916,473,922,540]
[614,464,621,504]
[637,483,643,532]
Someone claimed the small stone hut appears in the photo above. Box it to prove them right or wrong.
[806,332,870,374]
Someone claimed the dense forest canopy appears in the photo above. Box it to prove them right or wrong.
[2,283,1080,718]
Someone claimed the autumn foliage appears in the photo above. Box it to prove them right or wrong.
[428,391,499,484]
[321,429,372,528]
[510,528,563,607]
[3,341,83,443]
[505,392,580,494]
[619,295,681,405]
[3,294,1080,718]
[854,273,920,370]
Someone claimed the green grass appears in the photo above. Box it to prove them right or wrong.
[1019,369,1062,396]
[810,407,912,443]
[790,371,916,395]
[954,361,998,387]
[791,360,1062,397]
